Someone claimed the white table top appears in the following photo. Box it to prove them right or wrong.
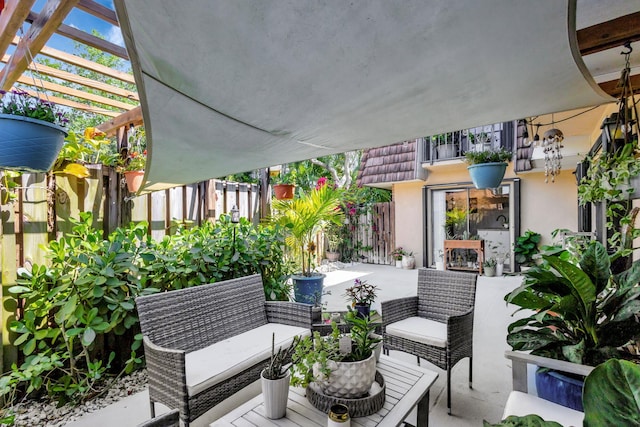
[211,355,439,427]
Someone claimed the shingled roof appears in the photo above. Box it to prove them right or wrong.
[357,140,426,186]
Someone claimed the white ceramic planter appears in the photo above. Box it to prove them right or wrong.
[261,369,290,419]
[496,263,504,276]
[402,255,415,269]
[314,353,376,398]
[395,260,402,268]
[435,261,444,271]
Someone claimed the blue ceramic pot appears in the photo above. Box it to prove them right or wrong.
[353,303,371,319]
[0,114,67,172]
[292,274,325,305]
[467,162,507,189]
[535,368,585,411]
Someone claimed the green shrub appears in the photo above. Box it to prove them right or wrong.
[464,148,512,164]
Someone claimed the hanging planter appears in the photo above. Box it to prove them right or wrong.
[273,183,295,200]
[464,148,512,189]
[0,113,67,173]
[124,170,145,193]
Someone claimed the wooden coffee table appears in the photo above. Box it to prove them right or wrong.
[210,355,438,427]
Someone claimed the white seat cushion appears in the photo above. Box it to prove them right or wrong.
[503,391,583,427]
[185,323,310,396]
[385,317,447,348]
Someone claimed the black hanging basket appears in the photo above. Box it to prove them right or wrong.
[0,114,67,172]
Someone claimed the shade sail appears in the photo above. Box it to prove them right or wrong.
[114,0,612,191]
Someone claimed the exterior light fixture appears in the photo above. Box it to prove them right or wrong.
[230,205,240,223]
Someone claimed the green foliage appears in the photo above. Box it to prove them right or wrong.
[583,359,640,426]
[290,313,380,388]
[271,184,343,276]
[464,148,512,164]
[0,89,69,126]
[3,212,291,408]
[344,279,378,306]
[505,241,640,366]
[483,415,562,427]
[262,334,301,380]
[514,230,541,266]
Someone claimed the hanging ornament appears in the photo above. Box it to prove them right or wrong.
[542,114,564,183]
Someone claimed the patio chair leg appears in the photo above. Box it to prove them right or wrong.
[149,401,156,418]
[447,366,452,415]
[469,356,473,389]
[416,356,420,366]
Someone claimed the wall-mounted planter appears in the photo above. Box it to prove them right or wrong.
[0,114,67,172]
[124,170,145,193]
[467,162,507,189]
[273,184,295,200]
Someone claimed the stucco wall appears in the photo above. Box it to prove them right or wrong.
[393,166,580,266]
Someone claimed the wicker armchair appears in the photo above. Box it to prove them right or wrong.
[381,268,477,414]
[136,274,312,426]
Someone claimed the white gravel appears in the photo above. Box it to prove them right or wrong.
[9,369,147,427]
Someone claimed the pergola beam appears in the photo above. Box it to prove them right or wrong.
[11,36,135,84]
[578,12,640,56]
[16,74,136,111]
[97,106,143,135]
[26,11,128,59]
[599,74,640,98]
[1,54,139,100]
[21,88,120,117]
[0,0,80,92]
[76,0,119,27]
[0,0,35,59]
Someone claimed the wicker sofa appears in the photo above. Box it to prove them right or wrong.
[135,274,312,426]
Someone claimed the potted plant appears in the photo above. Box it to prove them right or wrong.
[433,133,458,159]
[344,278,378,319]
[116,126,147,193]
[464,148,512,189]
[504,240,640,411]
[391,247,405,268]
[483,258,497,277]
[514,229,541,271]
[402,251,416,269]
[271,181,343,304]
[324,222,342,262]
[290,314,381,399]
[0,89,69,172]
[261,333,302,419]
[272,169,297,200]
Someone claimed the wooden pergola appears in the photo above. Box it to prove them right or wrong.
[0,1,639,138]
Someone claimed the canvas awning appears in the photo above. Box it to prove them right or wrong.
[114,0,613,191]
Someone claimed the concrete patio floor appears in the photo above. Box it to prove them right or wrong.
[66,263,525,427]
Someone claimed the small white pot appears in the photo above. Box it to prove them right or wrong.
[401,255,415,269]
[435,261,444,271]
[261,369,290,419]
[395,260,402,268]
[496,263,504,276]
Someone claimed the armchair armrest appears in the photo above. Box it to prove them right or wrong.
[265,301,312,329]
[381,296,418,329]
[504,351,594,393]
[447,308,474,348]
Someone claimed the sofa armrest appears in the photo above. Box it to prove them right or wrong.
[381,296,418,330]
[504,351,594,393]
[265,301,312,329]
[143,336,188,404]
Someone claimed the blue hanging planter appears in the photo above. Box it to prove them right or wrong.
[467,162,507,189]
[0,114,68,172]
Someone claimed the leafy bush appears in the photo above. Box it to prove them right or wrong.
[2,212,291,409]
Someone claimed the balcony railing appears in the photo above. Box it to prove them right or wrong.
[421,121,515,163]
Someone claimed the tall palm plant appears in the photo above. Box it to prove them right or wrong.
[271,184,343,276]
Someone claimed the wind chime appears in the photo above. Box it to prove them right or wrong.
[542,114,564,183]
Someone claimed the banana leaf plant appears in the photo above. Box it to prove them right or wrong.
[505,240,640,366]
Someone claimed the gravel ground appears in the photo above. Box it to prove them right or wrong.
[9,369,147,427]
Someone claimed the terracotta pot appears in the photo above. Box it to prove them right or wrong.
[124,170,145,193]
[326,251,341,262]
[273,184,295,199]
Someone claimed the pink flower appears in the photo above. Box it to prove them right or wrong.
[316,177,327,189]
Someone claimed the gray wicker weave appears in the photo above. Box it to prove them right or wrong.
[381,268,477,415]
[136,274,312,426]
[136,409,180,427]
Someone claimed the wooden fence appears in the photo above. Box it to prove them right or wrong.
[0,166,258,371]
